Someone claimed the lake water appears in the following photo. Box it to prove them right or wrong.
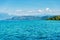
[0,20,60,40]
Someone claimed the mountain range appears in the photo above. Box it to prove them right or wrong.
[0,13,11,20]
[0,13,56,20]
[7,15,54,20]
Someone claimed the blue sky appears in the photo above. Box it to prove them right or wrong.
[0,0,60,16]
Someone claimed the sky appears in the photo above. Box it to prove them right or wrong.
[0,0,60,16]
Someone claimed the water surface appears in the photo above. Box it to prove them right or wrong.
[0,20,60,40]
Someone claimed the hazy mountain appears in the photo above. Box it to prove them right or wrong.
[0,13,12,20]
[7,16,41,20]
[7,15,54,20]
[0,13,55,20]
[40,15,54,20]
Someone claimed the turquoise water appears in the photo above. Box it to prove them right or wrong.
[0,20,60,40]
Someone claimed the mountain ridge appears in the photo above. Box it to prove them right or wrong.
[6,15,54,20]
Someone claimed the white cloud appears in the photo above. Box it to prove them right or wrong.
[27,11,33,13]
[37,9,42,13]
[16,10,22,12]
[0,8,60,16]
[46,8,50,11]
[15,10,23,14]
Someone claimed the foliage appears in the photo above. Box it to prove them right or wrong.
[47,16,60,20]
